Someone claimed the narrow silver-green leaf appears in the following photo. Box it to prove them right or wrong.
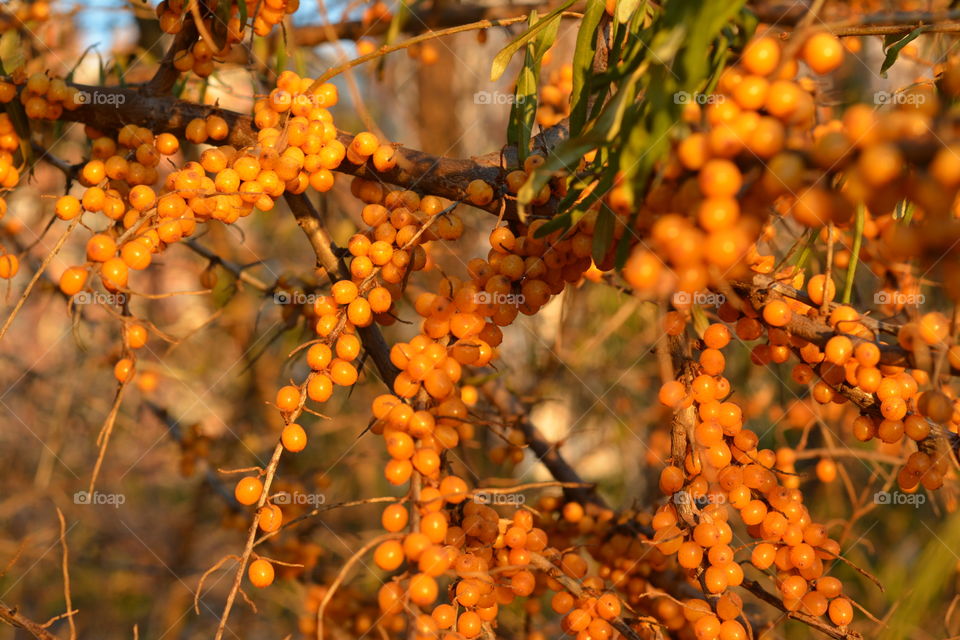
[490,0,574,81]
[569,0,606,135]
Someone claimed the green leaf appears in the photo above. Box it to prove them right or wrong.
[894,198,915,224]
[592,207,615,264]
[569,0,606,135]
[490,0,574,81]
[378,0,411,76]
[615,0,643,23]
[841,203,864,304]
[0,31,24,75]
[508,10,560,167]
[880,27,926,77]
[213,0,232,50]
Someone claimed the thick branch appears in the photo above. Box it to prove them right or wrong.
[0,605,59,640]
[144,21,199,95]
[49,82,523,213]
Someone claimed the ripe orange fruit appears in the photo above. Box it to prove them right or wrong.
[86,234,116,262]
[381,503,409,532]
[275,385,301,412]
[235,476,263,506]
[248,558,275,588]
[281,423,307,452]
[258,504,283,533]
[699,159,742,198]
[55,195,81,220]
[802,32,844,75]
[806,274,835,305]
[59,267,88,296]
[743,36,781,76]
[762,300,791,327]
[374,539,404,571]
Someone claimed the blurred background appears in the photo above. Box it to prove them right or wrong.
[0,1,959,639]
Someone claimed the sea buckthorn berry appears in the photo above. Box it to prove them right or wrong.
[55,195,81,220]
[281,423,307,452]
[763,300,792,327]
[699,159,742,198]
[828,597,853,625]
[86,234,116,262]
[807,274,836,305]
[374,540,404,571]
[185,118,208,143]
[258,504,282,533]
[248,558,274,587]
[467,179,494,206]
[381,503,409,532]
[658,380,688,408]
[126,324,148,349]
[743,36,781,76]
[332,279,358,304]
[351,131,379,156]
[803,32,844,75]
[60,267,88,295]
[235,476,263,505]
[489,227,516,253]
[275,385,301,412]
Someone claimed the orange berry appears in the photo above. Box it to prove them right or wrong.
[55,195,82,220]
[248,558,275,587]
[275,385,301,412]
[803,32,844,75]
[281,423,307,452]
[86,234,116,262]
[381,503,409,532]
[763,300,792,327]
[235,476,263,505]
